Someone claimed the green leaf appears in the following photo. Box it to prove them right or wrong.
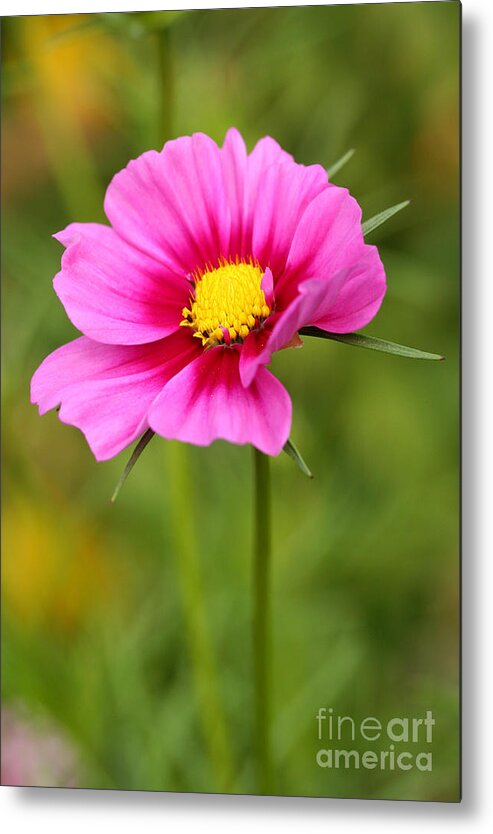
[111,429,155,503]
[299,327,444,361]
[283,438,314,479]
[362,200,410,237]
[326,149,355,180]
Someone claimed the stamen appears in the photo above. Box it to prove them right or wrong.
[180,258,271,348]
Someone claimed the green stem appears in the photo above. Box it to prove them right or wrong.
[253,448,272,794]
[165,443,234,792]
[155,25,173,144]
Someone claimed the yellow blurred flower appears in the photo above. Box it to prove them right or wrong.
[3,15,130,201]
[2,495,115,634]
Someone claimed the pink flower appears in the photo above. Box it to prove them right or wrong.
[1,705,79,787]
[31,129,386,460]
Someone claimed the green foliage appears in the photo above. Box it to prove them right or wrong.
[300,328,444,361]
[326,148,355,181]
[283,438,314,479]
[111,430,155,503]
[362,201,411,238]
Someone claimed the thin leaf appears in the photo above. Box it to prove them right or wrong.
[283,438,314,479]
[362,200,410,237]
[326,148,355,180]
[300,327,444,361]
[111,429,155,503]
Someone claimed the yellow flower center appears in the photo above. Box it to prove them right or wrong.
[180,258,271,348]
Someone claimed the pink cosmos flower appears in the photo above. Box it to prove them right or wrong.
[1,704,79,787]
[31,129,386,459]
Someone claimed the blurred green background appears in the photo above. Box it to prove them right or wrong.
[1,2,459,801]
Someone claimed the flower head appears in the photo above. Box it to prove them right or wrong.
[31,129,386,459]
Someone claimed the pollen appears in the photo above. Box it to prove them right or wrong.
[180,257,271,348]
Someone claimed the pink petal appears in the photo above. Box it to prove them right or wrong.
[104,133,231,274]
[309,245,387,332]
[261,267,274,307]
[239,275,346,387]
[148,346,292,456]
[30,330,201,461]
[250,161,328,277]
[248,134,294,171]
[53,223,189,345]
[220,128,248,256]
[242,135,294,253]
[239,325,274,388]
[221,130,324,265]
[278,186,365,305]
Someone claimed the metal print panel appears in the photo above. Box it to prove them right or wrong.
[1,1,460,802]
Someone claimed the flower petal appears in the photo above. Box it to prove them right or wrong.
[278,185,365,304]
[261,266,274,307]
[220,128,248,256]
[239,325,273,388]
[148,346,291,456]
[250,161,328,277]
[239,275,346,387]
[309,245,386,333]
[248,134,294,171]
[104,133,231,274]
[53,223,189,345]
[242,137,294,258]
[220,129,299,260]
[30,330,200,460]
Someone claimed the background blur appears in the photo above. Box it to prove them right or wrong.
[1,3,459,801]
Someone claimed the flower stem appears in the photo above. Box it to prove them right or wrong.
[155,24,173,144]
[253,448,272,794]
[165,443,234,792]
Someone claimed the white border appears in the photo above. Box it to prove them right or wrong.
[3,0,493,830]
